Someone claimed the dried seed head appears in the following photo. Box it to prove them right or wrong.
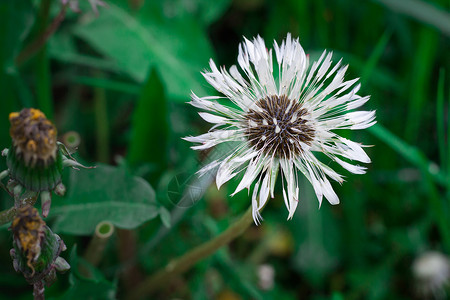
[245,95,315,158]
[9,108,57,167]
[10,205,69,289]
[10,206,46,276]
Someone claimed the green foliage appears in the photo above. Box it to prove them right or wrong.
[127,68,168,179]
[373,0,450,36]
[72,2,214,100]
[50,164,159,235]
[0,0,449,299]
[58,246,116,299]
[0,1,34,146]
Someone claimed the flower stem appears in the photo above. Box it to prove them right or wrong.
[424,174,450,252]
[33,281,45,300]
[0,207,17,225]
[84,221,114,267]
[94,73,110,163]
[34,0,54,120]
[117,228,143,290]
[15,2,67,67]
[127,206,253,300]
[0,195,38,225]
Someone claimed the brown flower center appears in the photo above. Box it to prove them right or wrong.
[244,95,315,158]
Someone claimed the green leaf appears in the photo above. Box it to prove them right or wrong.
[72,3,214,100]
[48,32,121,73]
[74,76,140,95]
[195,0,232,25]
[127,69,168,178]
[57,246,116,300]
[0,1,34,146]
[60,274,116,300]
[158,206,171,228]
[50,164,159,235]
[373,0,450,37]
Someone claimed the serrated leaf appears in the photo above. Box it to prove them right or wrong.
[72,3,214,100]
[50,164,159,235]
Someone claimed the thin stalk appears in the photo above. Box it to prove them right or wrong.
[292,0,310,44]
[404,27,438,143]
[424,174,450,252]
[128,0,144,10]
[368,124,446,187]
[34,0,54,120]
[437,69,446,173]
[33,281,45,300]
[102,165,217,279]
[15,2,67,66]
[447,81,450,198]
[361,30,391,83]
[117,229,143,290]
[94,76,109,163]
[84,221,114,267]
[127,206,253,300]
[314,0,328,46]
[372,0,450,37]
[0,194,38,225]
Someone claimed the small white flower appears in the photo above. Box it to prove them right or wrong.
[413,251,450,299]
[185,34,376,224]
[257,264,275,290]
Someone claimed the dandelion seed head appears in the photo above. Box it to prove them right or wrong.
[185,33,375,223]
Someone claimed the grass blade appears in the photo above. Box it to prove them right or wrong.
[94,74,109,163]
[361,30,391,83]
[437,69,446,173]
[368,124,445,186]
[373,0,450,37]
[447,73,450,195]
[404,28,438,142]
[35,0,53,119]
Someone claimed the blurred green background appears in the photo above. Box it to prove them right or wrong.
[0,0,449,299]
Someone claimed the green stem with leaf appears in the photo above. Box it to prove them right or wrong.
[127,206,253,300]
